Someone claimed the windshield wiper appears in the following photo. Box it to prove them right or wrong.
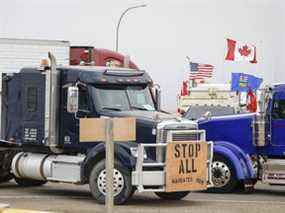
[131,106,149,111]
[101,107,122,111]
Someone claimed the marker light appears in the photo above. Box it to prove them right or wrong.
[40,59,49,67]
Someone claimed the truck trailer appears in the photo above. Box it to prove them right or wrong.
[197,85,285,193]
[0,38,70,183]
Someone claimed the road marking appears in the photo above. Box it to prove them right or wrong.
[0,195,92,200]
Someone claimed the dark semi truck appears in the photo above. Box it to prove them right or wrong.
[0,53,212,204]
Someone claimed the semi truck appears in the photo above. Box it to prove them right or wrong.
[197,85,285,193]
[0,38,138,185]
[0,38,213,204]
[70,46,138,69]
[178,83,241,117]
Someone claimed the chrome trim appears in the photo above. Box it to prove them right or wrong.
[132,141,213,192]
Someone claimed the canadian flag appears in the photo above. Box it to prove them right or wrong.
[225,39,257,63]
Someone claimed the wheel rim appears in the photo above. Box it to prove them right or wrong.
[211,160,231,187]
[97,168,125,197]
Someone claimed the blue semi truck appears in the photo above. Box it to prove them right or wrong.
[197,85,285,192]
[0,53,213,204]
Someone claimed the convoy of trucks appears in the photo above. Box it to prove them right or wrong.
[2,36,285,206]
[0,38,213,204]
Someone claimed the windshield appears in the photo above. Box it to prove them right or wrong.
[91,85,156,111]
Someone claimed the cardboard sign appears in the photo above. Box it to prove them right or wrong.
[165,141,208,192]
[79,117,136,142]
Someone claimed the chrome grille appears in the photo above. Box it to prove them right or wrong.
[162,130,168,143]
[172,132,200,141]
[161,130,201,143]
[156,128,206,163]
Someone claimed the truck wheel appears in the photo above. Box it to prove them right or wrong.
[89,159,133,205]
[209,154,238,193]
[155,191,190,200]
[14,178,47,187]
[0,150,17,184]
[0,174,13,184]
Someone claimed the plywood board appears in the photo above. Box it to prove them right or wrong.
[165,141,208,192]
[80,118,106,142]
[113,117,136,141]
[79,117,136,142]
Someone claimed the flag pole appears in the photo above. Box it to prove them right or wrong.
[186,56,195,88]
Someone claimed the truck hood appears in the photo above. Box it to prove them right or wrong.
[198,112,257,154]
[101,110,176,122]
[198,113,255,124]
[100,110,197,144]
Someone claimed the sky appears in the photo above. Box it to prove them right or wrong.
[0,0,284,110]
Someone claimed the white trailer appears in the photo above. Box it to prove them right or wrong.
[0,38,70,137]
[0,38,70,72]
[178,84,239,113]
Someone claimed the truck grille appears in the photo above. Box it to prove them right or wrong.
[161,130,202,143]
[156,129,206,163]
[172,132,200,141]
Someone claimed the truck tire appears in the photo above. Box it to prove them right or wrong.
[155,191,190,200]
[0,150,17,184]
[0,174,13,184]
[14,178,47,187]
[89,159,133,205]
[208,154,238,193]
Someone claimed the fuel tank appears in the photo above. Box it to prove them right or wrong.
[11,152,85,183]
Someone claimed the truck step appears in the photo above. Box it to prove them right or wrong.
[142,162,165,167]
[263,159,285,185]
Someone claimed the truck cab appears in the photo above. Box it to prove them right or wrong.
[1,54,213,204]
[198,84,285,193]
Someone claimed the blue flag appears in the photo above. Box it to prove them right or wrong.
[231,73,263,92]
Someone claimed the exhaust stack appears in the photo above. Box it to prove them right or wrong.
[45,53,62,153]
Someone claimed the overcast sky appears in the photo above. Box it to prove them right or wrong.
[0,0,284,110]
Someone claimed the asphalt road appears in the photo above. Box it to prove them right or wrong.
[1,181,285,213]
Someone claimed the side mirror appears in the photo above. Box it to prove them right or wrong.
[153,84,161,111]
[203,111,212,120]
[239,92,248,106]
[67,86,79,113]
[259,87,272,116]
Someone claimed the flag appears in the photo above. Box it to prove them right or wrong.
[247,89,257,112]
[225,39,257,63]
[180,80,189,96]
[189,62,214,80]
[231,73,263,92]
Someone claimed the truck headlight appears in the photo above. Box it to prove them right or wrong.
[130,147,147,159]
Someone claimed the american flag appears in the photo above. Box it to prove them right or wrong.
[189,62,214,80]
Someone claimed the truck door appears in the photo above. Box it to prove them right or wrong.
[270,92,285,146]
[60,84,94,146]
